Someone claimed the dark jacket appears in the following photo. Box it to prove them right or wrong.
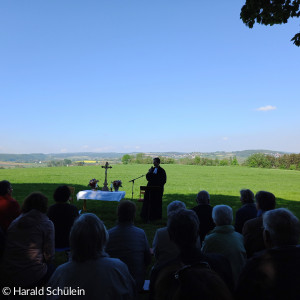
[141,166,167,221]
[242,217,265,258]
[192,204,215,242]
[47,203,79,248]
[150,246,235,299]
[146,166,167,189]
[234,203,257,233]
[236,246,300,300]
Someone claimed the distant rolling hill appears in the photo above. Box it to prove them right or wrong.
[0,150,289,163]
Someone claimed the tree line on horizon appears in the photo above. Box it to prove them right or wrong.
[1,152,299,171]
[122,153,300,171]
[245,153,300,170]
[122,153,239,166]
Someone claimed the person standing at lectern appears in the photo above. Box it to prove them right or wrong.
[141,157,166,222]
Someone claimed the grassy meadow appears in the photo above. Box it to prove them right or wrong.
[1,164,300,268]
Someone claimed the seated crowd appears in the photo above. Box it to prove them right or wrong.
[0,179,300,300]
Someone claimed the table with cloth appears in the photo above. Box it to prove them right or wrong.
[76,190,126,211]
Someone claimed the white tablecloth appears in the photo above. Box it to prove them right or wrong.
[76,190,126,202]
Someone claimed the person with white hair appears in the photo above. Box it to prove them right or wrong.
[236,208,300,300]
[152,200,188,267]
[47,213,136,300]
[201,205,246,286]
[192,190,215,242]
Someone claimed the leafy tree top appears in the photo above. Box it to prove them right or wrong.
[240,0,300,46]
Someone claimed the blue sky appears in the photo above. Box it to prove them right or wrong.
[1,1,299,154]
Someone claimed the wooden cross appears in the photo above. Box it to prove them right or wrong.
[102,162,112,191]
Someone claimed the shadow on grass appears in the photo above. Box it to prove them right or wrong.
[163,193,299,216]
[8,184,300,272]
[163,193,241,209]
[11,184,299,223]
[11,183,122,226]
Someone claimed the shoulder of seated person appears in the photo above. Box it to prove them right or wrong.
[244,217,261,227]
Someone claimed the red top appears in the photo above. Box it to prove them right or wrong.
[0,194,21,231]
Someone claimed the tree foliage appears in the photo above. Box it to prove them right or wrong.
[245,153,272,168]
[64,159,72,165]
[245,153,300,170]
[121,153,175,165]
[178,156,239,166]
[47,159,73,167]
[121,154,132,164]
[240,0,300,46]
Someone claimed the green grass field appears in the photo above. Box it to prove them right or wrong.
[1,164,300,268]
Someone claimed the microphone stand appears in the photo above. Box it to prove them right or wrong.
[129,174,145,200]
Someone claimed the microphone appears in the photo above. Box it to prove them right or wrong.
[128,174,145,182]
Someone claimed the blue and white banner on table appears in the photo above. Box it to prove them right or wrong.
[76,190,126,202]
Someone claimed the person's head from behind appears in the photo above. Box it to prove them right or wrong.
[196,190,210,205]
[240,189,254,204]
[117,200,136,223]
[168,209,199,250]
[255,191,276,212]
[263,208,300,248]
[70,213,108,262]
[212,205,233,226]
[22,192,48,214]
[167,201,186,218]
[53,185,71,203]
[0,180,13,196]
